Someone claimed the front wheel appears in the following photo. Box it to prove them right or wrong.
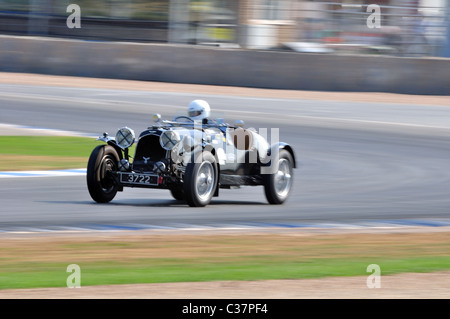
[264,149,294,204]
[87,145,120,203]
[183,151,218,207]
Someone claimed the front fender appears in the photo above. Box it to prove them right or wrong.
[202,143,220,164]
[107,140,124,160]
[96,139,123,160]
[97,134,124,160]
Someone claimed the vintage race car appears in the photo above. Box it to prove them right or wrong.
[86,113,296,207]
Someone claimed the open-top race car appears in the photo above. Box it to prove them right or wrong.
[87,100,296,207]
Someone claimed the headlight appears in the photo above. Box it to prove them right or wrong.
[154,161,167,174]
[160,130,181,150]
[115,127,135,149]
[118,159,130,172]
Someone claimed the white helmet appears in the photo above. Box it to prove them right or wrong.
[188,100,210,121]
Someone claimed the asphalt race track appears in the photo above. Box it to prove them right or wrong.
[1,83,450,232]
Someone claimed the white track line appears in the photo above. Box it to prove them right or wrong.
[0,169,86,178]
[0,123,96,137]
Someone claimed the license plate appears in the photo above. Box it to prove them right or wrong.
[120,173,159,186]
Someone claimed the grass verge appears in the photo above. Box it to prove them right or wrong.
[0,231,449,289]
[0,136,132,171]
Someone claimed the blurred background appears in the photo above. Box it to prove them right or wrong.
[0,1,449,296]
[0,0,448,57]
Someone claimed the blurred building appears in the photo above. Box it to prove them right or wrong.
[0,0,448,56]
[237,0,447,56]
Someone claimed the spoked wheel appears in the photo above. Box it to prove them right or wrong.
[264,149,294,204]
[87,145,120,203]
[183,151,217,207]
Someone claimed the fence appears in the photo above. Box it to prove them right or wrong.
[0,0,169,42]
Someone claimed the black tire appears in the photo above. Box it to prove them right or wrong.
[169,186,185,201]
[87,145,120,203]
[183,151,218,207]
[264,149,294,205]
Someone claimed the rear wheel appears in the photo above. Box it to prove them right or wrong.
[264,149,294,204]
[87,145,120,203]
[183,151,217,207]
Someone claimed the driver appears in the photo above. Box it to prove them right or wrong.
[188,100,210,123]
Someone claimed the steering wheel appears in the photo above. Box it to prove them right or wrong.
[174,116,194,122]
